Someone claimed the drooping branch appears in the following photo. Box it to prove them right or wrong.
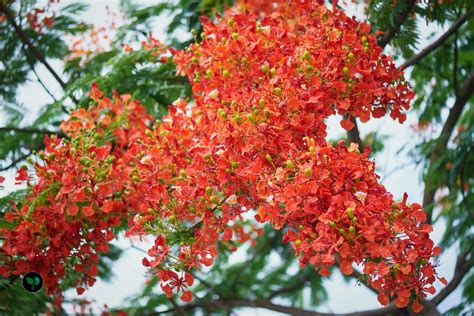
[377,0,416,48]
[423,69,474,221]
[402,11,473,69]
[0,3,78,106]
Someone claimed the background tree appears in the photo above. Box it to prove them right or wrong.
[0,0,472,315]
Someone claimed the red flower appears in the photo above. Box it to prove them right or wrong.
[0,1,442,312]
[15,167,28,183]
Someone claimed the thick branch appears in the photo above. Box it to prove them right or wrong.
[0,3,77,106]
[346,116,364,152]
[423,69,474,220]
[402,11,473,68]
[431,249,473,306]
[159,298,333,316]
[453,28,459,96]
[377,0,416,48]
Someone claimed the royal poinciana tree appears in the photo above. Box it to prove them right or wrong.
[0,0,473,315]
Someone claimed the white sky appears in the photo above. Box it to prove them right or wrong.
[0,0,465,314]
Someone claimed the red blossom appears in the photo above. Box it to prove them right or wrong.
[0,0,443,313]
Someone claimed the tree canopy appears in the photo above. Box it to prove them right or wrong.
[0,0,473,315]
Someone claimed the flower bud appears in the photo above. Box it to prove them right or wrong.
[302,50,311,60]
[286,160,295,169]
[79,157,92,167]
[210,195,219,204]
[346,207,354,219]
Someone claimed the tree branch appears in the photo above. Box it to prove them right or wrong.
[402,11,473,69]
[0,126,62,136]
[349,267,378,295]
[31,63,60,103]
[0,143,44,171]
[431,248,473,306]
[348,2,419,149]
[423,69,474,222]
[158,298,334,316]
[453,22,459,97]
[345,115,364,152]
[377,0,416,48]
[0,2,77,106]
[267,272,310,299]
[167,297,186,316]
[19,41,60,105]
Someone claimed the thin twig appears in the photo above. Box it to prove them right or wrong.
[0,2,78,107]
[402,11,473,69]
[377,0,416,48]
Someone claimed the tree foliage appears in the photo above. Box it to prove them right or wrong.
[0,0,473,315]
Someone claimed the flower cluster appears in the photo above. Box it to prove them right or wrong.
[0,85,151,304]
[66,5,124,64]
[0,0,444,313]
[165,0,440,310]
[25,0,59,33]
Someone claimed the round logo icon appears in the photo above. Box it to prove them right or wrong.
[22,272,43,292]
